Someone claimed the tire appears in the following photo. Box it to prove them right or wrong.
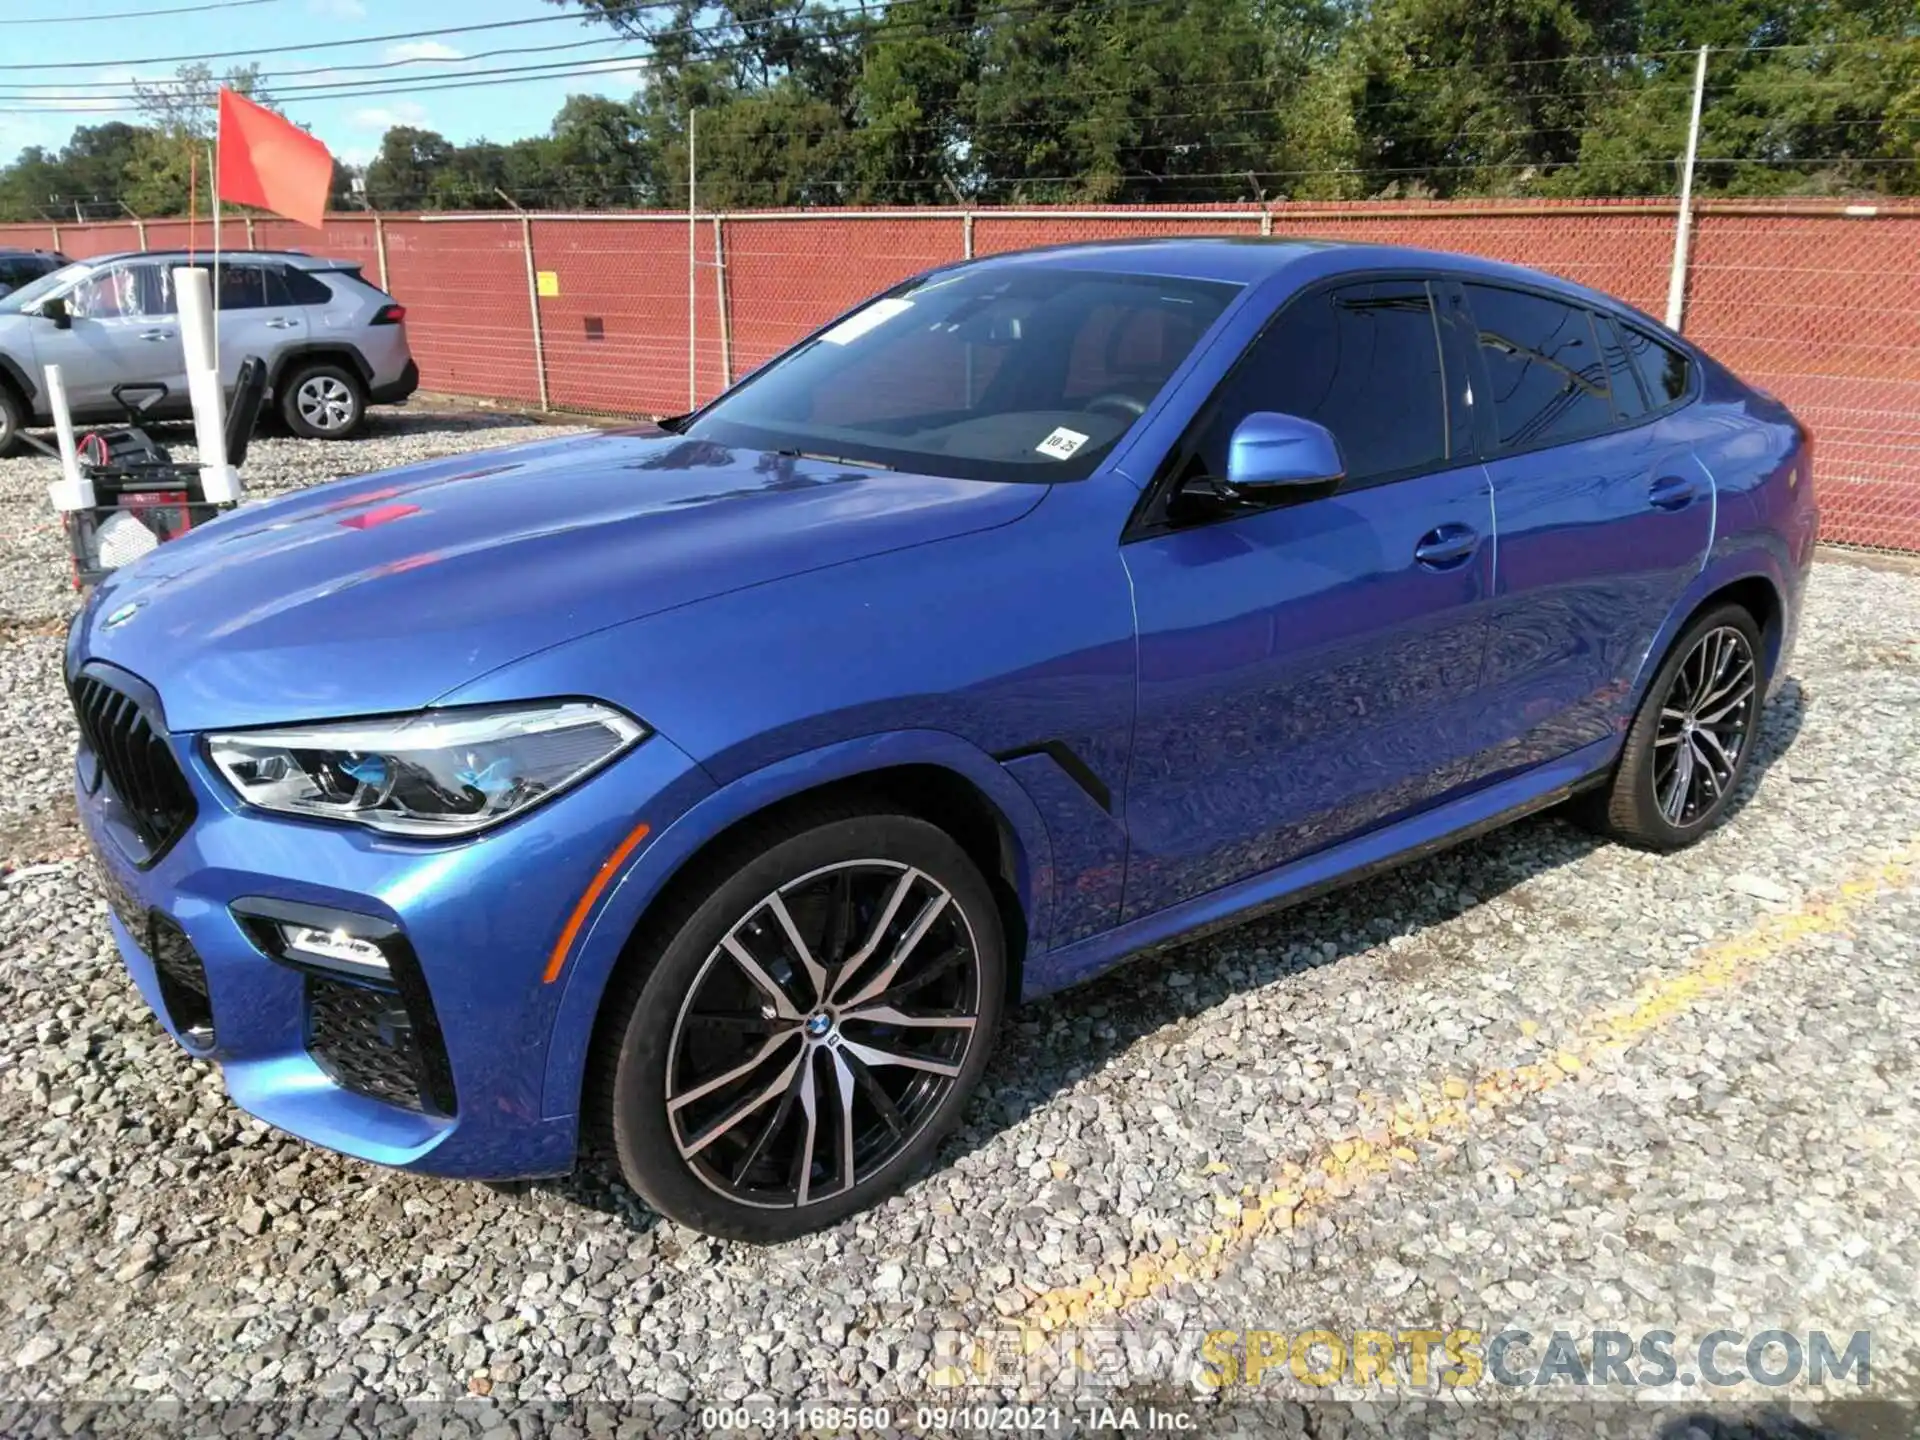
[596,807,1006,1242]
[0,382,22,458]
[279,363,366,440]
[1582,602,1767,851]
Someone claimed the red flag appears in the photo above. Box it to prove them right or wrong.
[216,88,333,230]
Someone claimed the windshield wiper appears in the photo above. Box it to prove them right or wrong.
[771,448,896,471]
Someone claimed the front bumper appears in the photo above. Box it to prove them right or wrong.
[75,663,711,1179]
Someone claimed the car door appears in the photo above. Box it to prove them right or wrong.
[216,262,306,390]
[1119,276,1496,922]
[1455,282,1714,782]
[29,261,187,417]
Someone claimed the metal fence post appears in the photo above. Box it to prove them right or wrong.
[520,212,551,411]
[712,215,733,389]
[49,222,61,253]
[373,214,390,293]
[1665,45,1710,332]
[962,210,974,259]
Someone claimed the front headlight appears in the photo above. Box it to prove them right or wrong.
[206,701,646,837]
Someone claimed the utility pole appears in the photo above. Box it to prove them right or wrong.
[1665,45,1710,332]
[687,108,698,410]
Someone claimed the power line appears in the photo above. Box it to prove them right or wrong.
[0,29,638,92]
[0,0,285,22]
[0,0,691,71]
[0,0,1093,112]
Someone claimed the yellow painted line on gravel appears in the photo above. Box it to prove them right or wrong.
[1017,842,1918,1334]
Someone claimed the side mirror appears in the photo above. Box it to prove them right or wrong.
[40,296,71,330]
[1223,411,1344,493]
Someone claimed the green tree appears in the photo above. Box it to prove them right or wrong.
[364,126,456,210]
[546,95,658,207]
[1343,0,1642,197]
[966,0,1346,203]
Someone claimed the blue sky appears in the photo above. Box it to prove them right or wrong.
[0,0,648,169]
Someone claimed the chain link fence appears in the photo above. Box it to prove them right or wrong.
[2,197,1915,553]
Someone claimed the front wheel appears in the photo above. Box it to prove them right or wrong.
[1583,602,1767,850]
[597,809,1005,1242]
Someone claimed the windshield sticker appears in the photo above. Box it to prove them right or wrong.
[1035,426,1091,460]
[819,297,914,346]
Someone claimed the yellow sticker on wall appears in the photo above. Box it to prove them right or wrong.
[536,270,560,297]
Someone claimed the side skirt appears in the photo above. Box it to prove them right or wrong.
[1024,735,1619,1000]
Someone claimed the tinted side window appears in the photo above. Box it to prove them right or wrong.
[276,268,335,306]
[1196,280,1451,485]
[1619,323,1691,407]
[1464,283,1613,449]
[1596,314,1647,422]
[216,265,269,310]
[66,263,170,319]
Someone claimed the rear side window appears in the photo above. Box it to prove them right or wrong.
[274,268,335,306]
[1596,315,1648,422]
[1194,279,1452,486]
[0,257,48,289]
[1619,323,1691,407]
[1464,283,1613,449]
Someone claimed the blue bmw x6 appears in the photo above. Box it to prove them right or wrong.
[68,239,1815,1240]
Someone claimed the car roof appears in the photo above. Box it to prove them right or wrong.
[0,246,60,257]
[73,249,349,271]
[959,236,1647,324]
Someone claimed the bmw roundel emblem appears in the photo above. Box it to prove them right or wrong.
[103,601,141,629]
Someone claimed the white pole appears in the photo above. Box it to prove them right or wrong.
[687,108,697,410]
[209,139,223,380]
[175,267,242,503]
[1665,44,1709,332]
[42,365,92,513]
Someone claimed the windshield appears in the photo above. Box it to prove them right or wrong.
[0,260,90,314]
[686,266,1239,482]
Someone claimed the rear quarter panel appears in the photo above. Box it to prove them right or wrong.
[1635,370,1815,701]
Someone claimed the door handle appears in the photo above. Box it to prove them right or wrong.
[1649,475,1700,511]
[1414,523,1480,569]
[264,318,298,329]
[139,329,175,342]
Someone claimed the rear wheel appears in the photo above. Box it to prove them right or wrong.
[280,363,366,439]
[597,809,1005,1242]
[0,382,22,457]
[1583,602,1766,850]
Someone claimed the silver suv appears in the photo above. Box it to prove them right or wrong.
[0,250,418,453]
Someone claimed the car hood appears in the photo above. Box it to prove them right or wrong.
[79,428,1047,731]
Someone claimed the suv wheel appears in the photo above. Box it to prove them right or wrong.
[1581,602,1766,850]
[281,363,366,440]
[0,382,22,457]
[595,808,1006,1242]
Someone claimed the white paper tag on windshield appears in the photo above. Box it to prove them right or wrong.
[819,297,914,346]
[1035,426,1090,460]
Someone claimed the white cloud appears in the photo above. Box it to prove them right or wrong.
[384,42,465,64]
[305,0,366,17]
[350,101,430,133]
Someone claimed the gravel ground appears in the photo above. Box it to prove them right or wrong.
[0,419,1915,1437]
